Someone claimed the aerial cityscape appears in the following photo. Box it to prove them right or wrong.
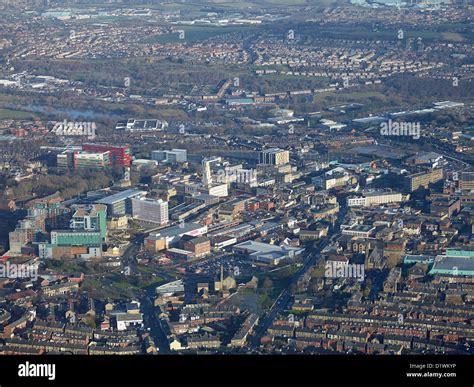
[0,0,472,382]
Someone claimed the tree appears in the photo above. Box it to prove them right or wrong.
[262,277,273,291]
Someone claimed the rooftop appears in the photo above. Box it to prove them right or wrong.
[98,189,145,205]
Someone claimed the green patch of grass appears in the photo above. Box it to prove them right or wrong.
[83,278,101,289]
[0,108,36,120]
[154,108,189,120]
[142,25,258,44]
[139,277,164,288]
[114,280,136,290]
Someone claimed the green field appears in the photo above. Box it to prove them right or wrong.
[0,108,36,120]
[142,25,259,44]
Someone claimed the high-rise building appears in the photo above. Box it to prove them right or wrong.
[57,144,131,171]
[70,204,107,241]
[8,192,69,254]
[82,144,131,167]
[259,148,290,166]
[406,169,444,192]
[38,203,106,261]
[74,151,111,170]
[202,160,212,187]
[131,198,169,225]
[201,157,221,187]
[57,150,110,171]
[57,151,74,170]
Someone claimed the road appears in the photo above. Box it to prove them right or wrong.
[249,250,320,347]
[130,194,352,351]
[140,290,171,354]
[122,232,174,353]
[249,199,348,348]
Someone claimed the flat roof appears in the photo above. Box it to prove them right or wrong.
[98,189,145,205]
[234,240,302,254]
[116,313,143,322]
[151,222,206,239]
[431,256,474,274]
[349,224,374,232]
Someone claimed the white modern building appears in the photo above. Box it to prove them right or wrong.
[116,313,144,331]
[347,191,410,207]
[131,198,169,225]
[151,149,187,163]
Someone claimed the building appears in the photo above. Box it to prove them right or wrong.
[56,144,131,170]
[460,171,474,192]
[347,191,410,207]
[429,249,474,277]
[187,334,221,349]
[131,198,169,225]
[82,144,131,167]
[182,236,211,257]
[73,151,110,170]
[383,267,402,293]
[122,118,167,133]
[406,152,443,166]
[194,157,229,197]
[56,151,74,170]
[8,229,32,254]
[313,167,356,190]
[218,198,247,221]
[342,224,375,238]
[429,197,460,218]
[116,313,144,331]
[406,169,443,192]
[38,243,102,260]
[299,229,327,241]
[70,204,107,241]
[156,280,185,296]
[132,159,158,170]
[230,314,259,348]
[233,240,304,265]
[7,193,69,253]
[199,183,228,198]
[259,148,290,166]
[169,202,206,221]
[98,189,146,217]
[151,149,187,164]
[38,228,103,259]
[214,265,237,292]
[144,223,208,253]
[166,247,195,261]
[51,230,102,246]
[202,157,216,187]
[57,150,111,171]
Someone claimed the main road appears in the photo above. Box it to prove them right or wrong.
[249,199,348,348]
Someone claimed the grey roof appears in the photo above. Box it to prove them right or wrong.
[151,222,205,238]
[432,257,474,272]
[98,189,145,205]
[234,240,303,254]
